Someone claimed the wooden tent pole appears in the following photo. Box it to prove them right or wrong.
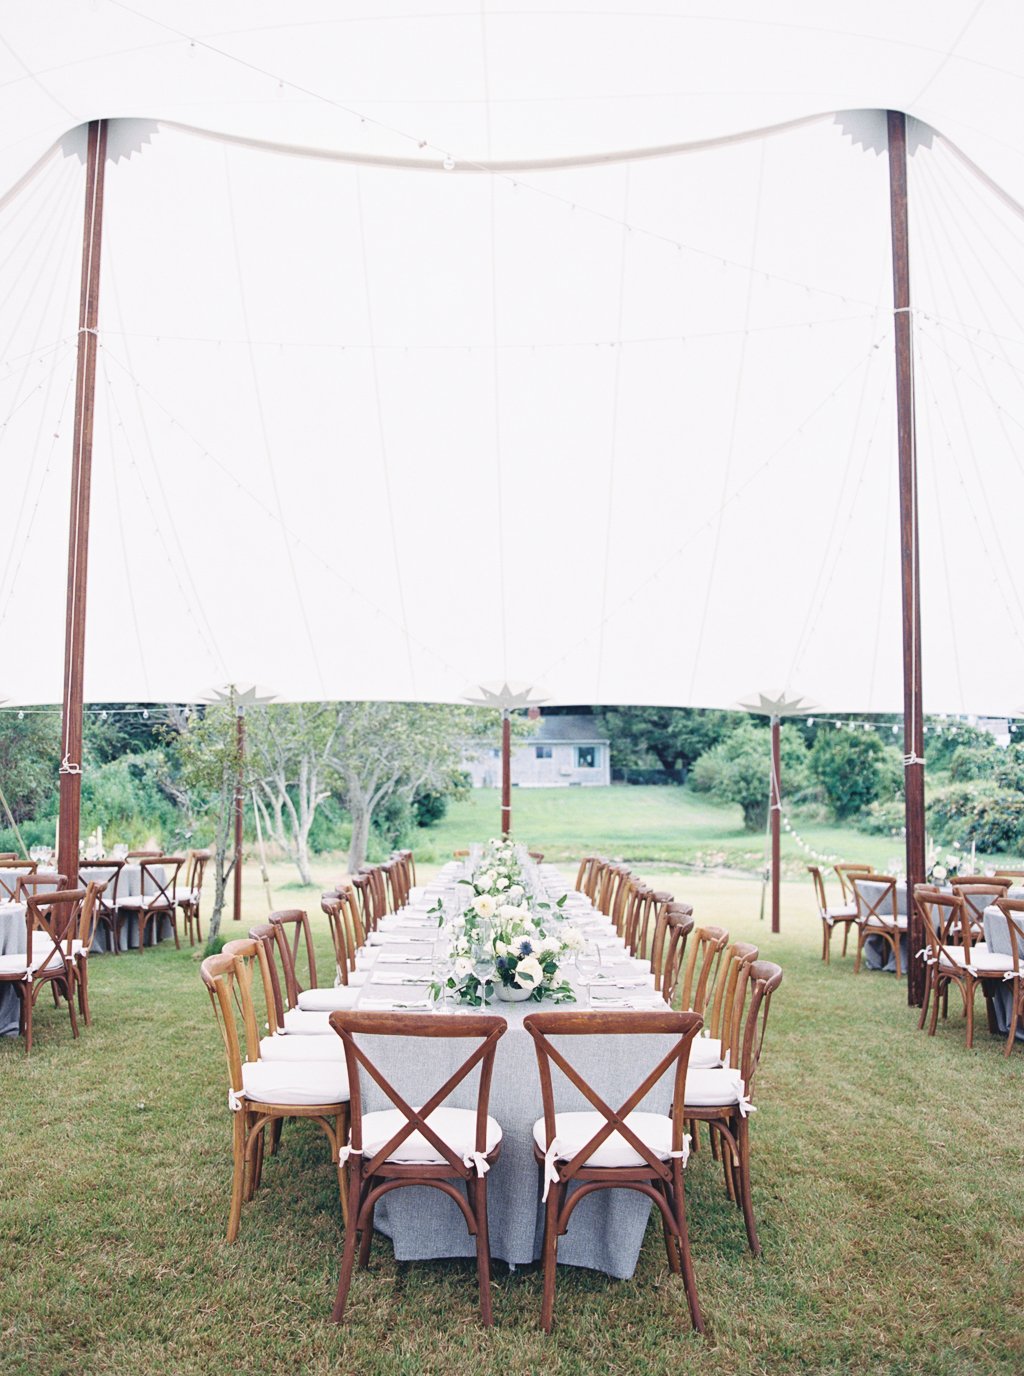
[770,714,781,934]
[887,109,926,1008]
[233,702,245,921]
[501,709,511,835]
[57,119,108,888]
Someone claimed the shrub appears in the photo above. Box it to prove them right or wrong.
[810,729,899,820]
[412,789,448,828]
[689,722,810,831]
[927,783,1024,853]
[949,744,1001,782]
[857,799,906,837]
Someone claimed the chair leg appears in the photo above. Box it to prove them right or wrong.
[472,1175,494,1327]
[854,929,864,974]
[659,1180,681,1275]
[171,912,180,950]
[358,1193,374,1267]
[540,1180,561,1334]
[822,922,830,964]
[1004,993,1021,1057]
[736,1115,761,1257]
[964,979,977,1050]
[673,1173,704,1334]
[64,977,79,1040]
[23,986,32,1054]
[331,1183,363,1323]
[841,922,851,957]
[918,969,932,1031]
[77,960,91,1025]
[226,1113,247,1242]
[269,1117,283,1156]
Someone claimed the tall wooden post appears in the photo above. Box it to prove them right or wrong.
[58,120,108,889]
[888,110,926,1007]
[770,715,781,935]
[500,709,511,835]
[233,703,245,921]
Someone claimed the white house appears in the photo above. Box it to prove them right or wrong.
[465,713,611,788]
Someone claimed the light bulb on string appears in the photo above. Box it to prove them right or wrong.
[443,155,455,171]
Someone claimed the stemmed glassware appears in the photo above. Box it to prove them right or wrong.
[575,942,601,1008]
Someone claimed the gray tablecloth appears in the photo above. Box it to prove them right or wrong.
[982,905,1024,1040]
[82,864,172,953]
[853,879,908,972]
[354,985,678,1279]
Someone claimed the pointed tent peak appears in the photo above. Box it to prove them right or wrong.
[203,683,277,710]
[462,680,549,711]
[737,690,818,719]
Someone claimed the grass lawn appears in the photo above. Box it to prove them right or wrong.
[3,793,1024,1374]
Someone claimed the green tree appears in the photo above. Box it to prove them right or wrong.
[168,703,240,939]
[689,721,810,830]
[247,703,341,885]
[594,706,737,780]
[810,727,898,821]
[0,708,60,824]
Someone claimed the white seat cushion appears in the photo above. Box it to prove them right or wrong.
[684,1067,749,1109]
[117,894,170,909]
[825,905,857,921]
[938,946,1015,974]
[863,915,908,930]
[237,1059,348,1107]
[533,1110,681,1170]
[0,953,30,976]
[259,1034,347,1064]
[689,1036,723,1070]
[0,948,64,975]
[297,985,360,1012]
[282,1007,336,1035]
[358,1105,501,1166]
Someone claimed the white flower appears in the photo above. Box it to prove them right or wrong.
[474,894,496,920]
[454,956,473,979]
[509,884,524,899]
[563,927,585,951]
[499,904,521,922]
[495,940,510,957]
[539,935,560,956]
[932,864,947,881]
[515,936,536,958]
[495,877,509,890]
[515,955,543,987]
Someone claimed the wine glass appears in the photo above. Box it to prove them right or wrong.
[432,936,453,1011]
[575,942,601,1007]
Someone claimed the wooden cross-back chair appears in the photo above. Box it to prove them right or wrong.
[267,908,318,1006]
[359,865,390,921]
[394,848,416,887]
[248,923,347,1050]
[118,856,185,951]
[524,1008,705,1335]
[0,888,85,1052]
[179,848,211,946]
[621,881,650,953]
[0,858,38,902]
[78,859,125,952]
[658,904,695,999]
[629,890,674,970]
[382,859,408,912]
[68,882,102,1026]
[993,898,1024,1056]
[684,960,783,1257]
[201,944,349,1243]
[834,862,873,905]
[0,851,19,862]
[610,871,638,938]
[675,925,729,1016]
[852,875,905,975]
[328,1010,507,1326]
[808,865,858,963]
[592,861,618,915]
[528,850,545,864]
[916,890,1021,1050]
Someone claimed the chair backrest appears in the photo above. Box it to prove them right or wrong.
[732,960,784,1098]
[77,882,103,951]
[186,849,212,898]
[634,890,674,969]
[528,851,544,864]
[609,870,636,936]
[320,890,358,985]
[0,851,18,862]
[594,861,622,915]
[382,859,408,911]
[574,855,599,895]
[834,862,873,903]
[658,903,694,998]
[707,941,759,1043]
[915,889,972,966]
[953,880,1012,929]
[678,925,729,1015]
[620,879,649,950]
[128,850,162,858]
[807,865,829,917]
[78,859,123,911]
[24,888,86,969]
[993,898,1024,976]
[359,865,390,921]
[350,874,377,934]
[139,856,184,907]
[852,875,898,923]
[524,1009,702,1187]
[247,923,289,1031]
[329,1011,507,1177]
[201,945,267,1099]
[396,849,417,886]
[0,859,38,901]
[15,871,66,903]
[268,908,318,1005]
[994,870,1024,881]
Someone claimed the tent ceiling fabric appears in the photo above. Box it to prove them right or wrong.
[0,3,1023,712]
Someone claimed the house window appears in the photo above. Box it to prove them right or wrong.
[576,746,596,769]
[535,745,552,759]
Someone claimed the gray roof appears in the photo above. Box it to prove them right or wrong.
[532,715,609,745]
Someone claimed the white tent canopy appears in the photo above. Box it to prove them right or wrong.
[1,2,1023,712]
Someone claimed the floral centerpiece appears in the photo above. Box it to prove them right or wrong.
[430,843,579,1006]
[928,847,968,884]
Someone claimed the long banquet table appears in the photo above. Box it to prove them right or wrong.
[344,857,684,1279]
